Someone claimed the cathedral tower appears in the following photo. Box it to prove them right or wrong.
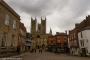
[30,17,47,50]
[37,23,41,33]
[41,17,46,34]
[31,17,37,34]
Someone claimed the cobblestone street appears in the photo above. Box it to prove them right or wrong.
[10,51,90,60]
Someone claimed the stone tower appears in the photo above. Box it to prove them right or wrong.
[37,23,41,33]
[41,17,46,34]
[31,17,37,34]
[31,17,47,49]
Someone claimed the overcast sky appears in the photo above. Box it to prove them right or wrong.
[5,0,90,34]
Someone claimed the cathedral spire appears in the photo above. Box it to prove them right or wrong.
[41,16,43,20]
[31,17,33,21]
[45,16,46,20]
[35,17,37,20]
[49,28,52,35]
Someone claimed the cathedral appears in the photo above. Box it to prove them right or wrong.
[31,17,47,49]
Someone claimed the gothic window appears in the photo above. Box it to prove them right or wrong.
[5,14,9,25]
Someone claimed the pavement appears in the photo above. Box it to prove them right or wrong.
[0,51,90,60]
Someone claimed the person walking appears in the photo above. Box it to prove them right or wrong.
[39,46,42,53]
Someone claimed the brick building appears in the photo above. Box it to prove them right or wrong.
[68,26,79,55]
[47,35,56,52]
[55,32,68,53]
[47,31,68,53]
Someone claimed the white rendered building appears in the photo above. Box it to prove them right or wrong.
[78,27,90,56]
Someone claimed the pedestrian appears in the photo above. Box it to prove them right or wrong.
[17,46,20,54]
[39,47,42,53]
[34,48,36,53]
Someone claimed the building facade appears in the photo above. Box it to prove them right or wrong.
[55,32,68,53]
[78,27,90,56]
[47,31,68,53]
[47,35,56,52]
[25,33,32,51]
[68,27,79,55]
[19,22,26,52]
[68,15,90,56]
[31,17,47,50]
[0,0,20,53]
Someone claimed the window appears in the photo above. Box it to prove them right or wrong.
[13,20,16,29]
[11,35,14,47]
[86,49,88,53]
[9,17,13,26]
[81,32,83,38]
[80,40,84,47]
[74,33,76,38]
[87,39,88,43]
[5,14,9,25]
[1,33,7,47]
[1,38,5,47]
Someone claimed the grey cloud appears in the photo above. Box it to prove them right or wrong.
[5,0,90,34]
[69,0,90,18]
[5,0,69,16]
[56,0,90,30]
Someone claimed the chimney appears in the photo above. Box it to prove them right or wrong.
[75,23,79,28]
[65,30,67,35]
